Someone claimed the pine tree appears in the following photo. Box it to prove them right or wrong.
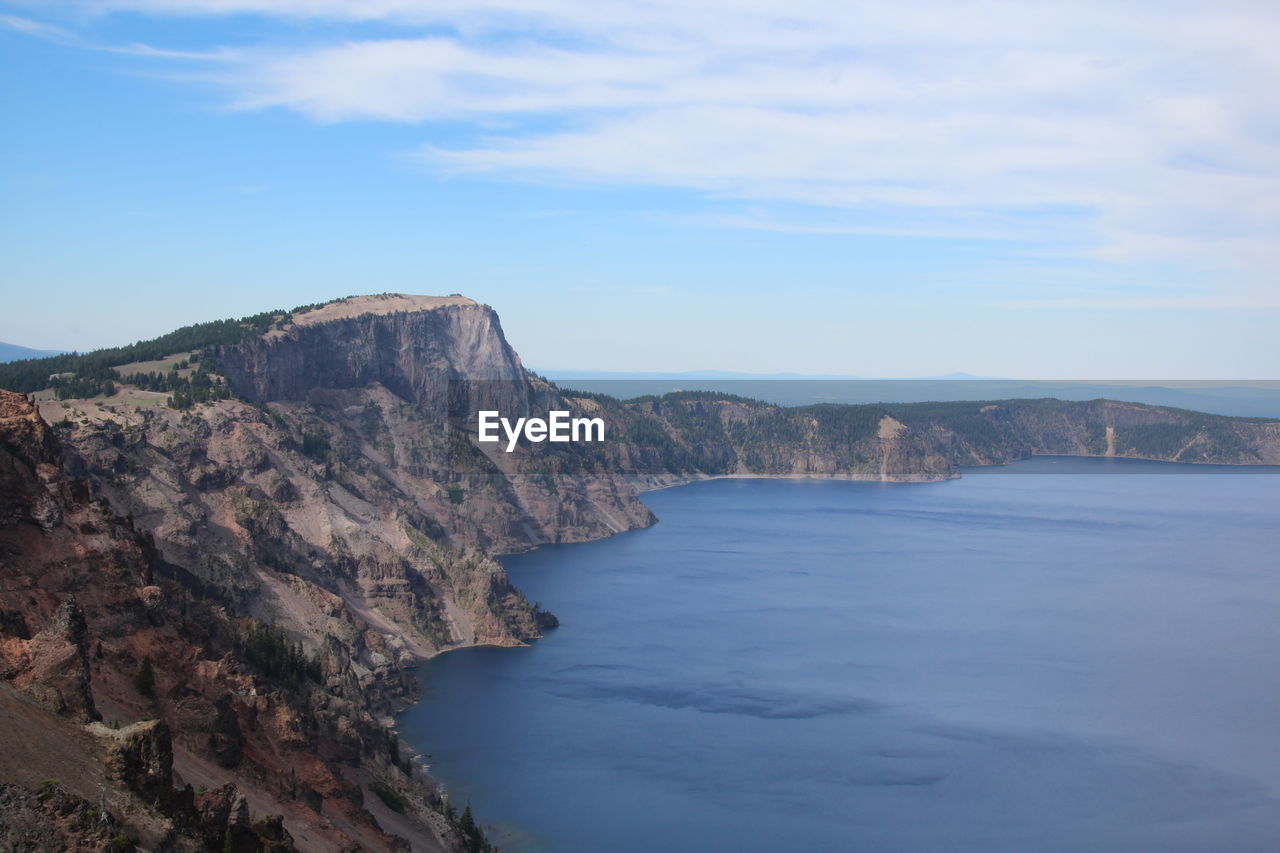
[134,656,156,699]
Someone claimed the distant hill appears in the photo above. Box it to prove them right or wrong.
[535,369,1002,380]
[548,377,1280,419]
[0,341,67,363]
[536,369,867,380]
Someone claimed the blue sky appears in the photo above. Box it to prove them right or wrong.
[1,1,1277,377]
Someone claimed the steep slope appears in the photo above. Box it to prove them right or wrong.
[47,296,645,674]
[882,397,1280,466]
[0,390,489,852]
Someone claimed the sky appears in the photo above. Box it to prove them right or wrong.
[1,1,1277,377]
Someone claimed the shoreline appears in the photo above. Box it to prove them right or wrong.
[631,453,1280,495]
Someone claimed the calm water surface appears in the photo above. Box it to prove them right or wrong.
[400,459,1280,852]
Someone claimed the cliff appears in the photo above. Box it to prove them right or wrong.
[50,297,647,665]
[0,389,486,852]
[217,295,524,408]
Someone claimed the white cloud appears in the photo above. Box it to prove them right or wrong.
[27,1,1280,276]
[0,12,73,39]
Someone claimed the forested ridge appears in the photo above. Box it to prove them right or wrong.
[0,300,340,402]
[548,389,1280,474]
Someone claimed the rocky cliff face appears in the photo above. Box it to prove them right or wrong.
[887,398,1280,467]
[8,295,649,849]
[0,389,482,851]
[217,296,526,410]
[555,392,1280,485]
[52,296,647,672]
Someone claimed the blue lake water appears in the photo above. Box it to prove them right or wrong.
[400,459,1280,852]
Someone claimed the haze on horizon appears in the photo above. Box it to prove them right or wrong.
[1,0,1277,378]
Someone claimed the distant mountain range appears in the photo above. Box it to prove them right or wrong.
[0,341,67,362]
[535,368,998,380]
[536,372,1280,419]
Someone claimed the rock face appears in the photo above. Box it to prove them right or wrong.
[20,596,99,723]
[556,392,1280,483]
[207,692,244,767]
[102,719,173,800]
[0,389,456,851]
[0,388,67,529]
[889,398,1280,467]
[217,295,526,409]
[54,295,653,683]
[0,782,125,853]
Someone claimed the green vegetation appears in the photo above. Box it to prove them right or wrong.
[134,656,156,699]
[118,365,232,409]
[369,780,409,813]
[452,801,496,853]
[298,431,331,459]
[625,389,761,406]
[886,399,1030,456]
[50,372,117,400]
[792,403,885,439]
[0,309,288,395]
[0,296,381,402]
[417,599,454,648]
[106,832,137,853]
[0,609,29,639]
[1121,422,1200,457]
[386,728,402,769]
[1118,416,1251,460]
[240,621,322,689]
[227,490,272,524]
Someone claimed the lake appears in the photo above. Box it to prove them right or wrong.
[399,458,1280,852]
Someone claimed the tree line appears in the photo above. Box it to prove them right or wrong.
[0,309,289,394]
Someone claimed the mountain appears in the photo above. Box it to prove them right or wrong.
[551,378,1280,418]
[1,293,1277,850]
[0,341,67,363]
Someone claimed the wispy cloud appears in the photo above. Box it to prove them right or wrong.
[0,12,73,40]
[16,1,1280,283]
[108,42,239,61]
[1001,290,1280,311]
